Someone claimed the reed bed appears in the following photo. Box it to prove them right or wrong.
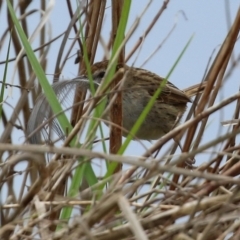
[1,1,240,239]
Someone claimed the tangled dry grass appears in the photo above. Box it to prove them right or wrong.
[1,1,240,240]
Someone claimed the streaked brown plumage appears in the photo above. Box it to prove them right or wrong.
[87,60,200,140]
[27,60,204,143]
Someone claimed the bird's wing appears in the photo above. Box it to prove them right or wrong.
[130,69,191,105]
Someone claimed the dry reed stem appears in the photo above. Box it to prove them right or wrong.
[109,0,124,173]
[171,7,240,189]
[2,1,240,240]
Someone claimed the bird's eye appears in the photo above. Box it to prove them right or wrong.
[97,71,105,79]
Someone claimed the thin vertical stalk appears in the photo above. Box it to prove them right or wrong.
[110,0,124,172]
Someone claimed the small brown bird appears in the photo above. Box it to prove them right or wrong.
[27,60,204,143]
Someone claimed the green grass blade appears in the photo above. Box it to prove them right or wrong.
[120,34,195,153]
[6,0,71,136]
[104,34,195,180]
[0,32,11,118]
[7,0,97,222]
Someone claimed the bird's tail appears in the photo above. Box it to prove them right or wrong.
[184,81,208,97]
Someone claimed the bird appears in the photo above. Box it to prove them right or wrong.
[27,60,204,143]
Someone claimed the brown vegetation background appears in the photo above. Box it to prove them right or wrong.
[1,1,240,239]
